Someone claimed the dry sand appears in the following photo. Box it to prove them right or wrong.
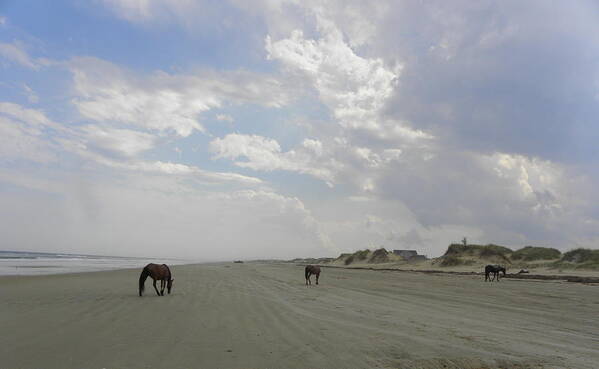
[1,263,598,369]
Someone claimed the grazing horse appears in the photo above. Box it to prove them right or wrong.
[485,264,506,282]
[305,265,321,285]
[139,263,174,296]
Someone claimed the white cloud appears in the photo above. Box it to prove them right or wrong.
[210,134,282,168]
[0,102,265,188]
[482,152,567,216]
[0,103,60,163]
[312,194,484,257]
[130,161,264,185]
[60,137,264,186]
[22,84,39,103]
[260,6,435,196]
[266,28,399,130]
[0,168,333,259]
[263,7,434,143]
[210,133,340,185]
[0,117,57,163]
[4,1,599,258]
[0,102,53,127]
[80,125,156,157]
[101,0,154,22]
[0,41,39,70]
[70,57,290,137]
[101,0,209,25]
[216,114,234,123]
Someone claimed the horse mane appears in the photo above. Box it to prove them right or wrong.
[139,265,150,296]
[162,264,172,280]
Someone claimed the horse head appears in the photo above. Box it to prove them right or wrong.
[167,278,174,294]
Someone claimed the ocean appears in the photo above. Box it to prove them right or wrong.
[0,250,189,276]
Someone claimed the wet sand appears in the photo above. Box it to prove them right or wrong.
[1,263,598,368]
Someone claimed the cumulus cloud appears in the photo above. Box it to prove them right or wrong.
[251,1,599,250]
[4,0,599,258]
[372,1,599,163]
[370,147,598,247]
[210,133,341,186]
[266,28,399,131]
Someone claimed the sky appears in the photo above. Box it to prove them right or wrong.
[1,0,598,260]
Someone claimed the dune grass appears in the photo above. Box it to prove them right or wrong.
[440,244,512,267]
[553,248,599,270]
[369,248,390,263]
[511,246,561,261]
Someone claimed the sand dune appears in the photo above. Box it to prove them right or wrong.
[1,263,598,368]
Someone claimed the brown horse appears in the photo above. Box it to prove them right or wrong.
[485,264,506,282]
[305,265,321,285]
[139,263,174,296]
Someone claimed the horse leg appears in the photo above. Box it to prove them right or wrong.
[306,272,311,285]
[315,273,319,285]
[485,272,489,281]
[160,280,165,296]
[152,279,160,296]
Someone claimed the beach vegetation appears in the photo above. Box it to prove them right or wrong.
[511,246,561,261]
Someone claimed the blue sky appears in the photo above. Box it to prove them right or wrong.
[1,0,598,259]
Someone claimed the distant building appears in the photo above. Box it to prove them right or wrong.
[393,249,427,261]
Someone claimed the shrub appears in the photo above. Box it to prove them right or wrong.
[511,246,561,261]
[443,243,511,263]
[369,248,389,263]
[444,244,468,256]
[561,248,599,263]
[353,249,370,261]
[484,244,513,255]
[444,243,512,257]
[440,255,462,267]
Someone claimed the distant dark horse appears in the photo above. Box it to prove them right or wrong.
[305,265,321,285]
[139,263,174,296]
[485,264,506,282]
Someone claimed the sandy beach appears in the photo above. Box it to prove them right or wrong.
[1,263,598,369]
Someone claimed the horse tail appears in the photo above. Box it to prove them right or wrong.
[305,266,310,280]
[139,266,149,296]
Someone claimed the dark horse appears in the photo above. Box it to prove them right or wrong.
[139,263,174,296]
[305,265,321,285]
[485,264,506,282]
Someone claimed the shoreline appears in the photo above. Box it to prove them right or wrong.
[0,257,207,278]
